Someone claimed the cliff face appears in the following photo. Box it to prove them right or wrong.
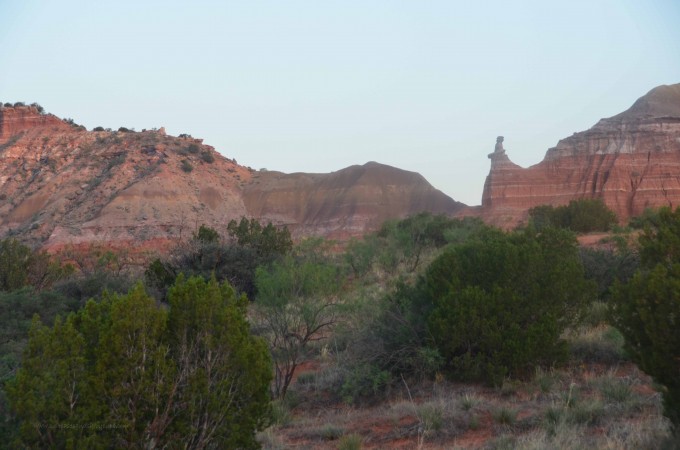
[0,105,67,143]
[480,84,680,227]
[0,105,465,250]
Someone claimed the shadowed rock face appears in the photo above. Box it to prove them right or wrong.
[0,106,465,250]
[244,162,465,240]
[480,83,680,227]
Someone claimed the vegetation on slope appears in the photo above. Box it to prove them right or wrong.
[1,208,680,448]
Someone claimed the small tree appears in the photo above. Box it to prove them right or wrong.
[254,242,343,398]
[0,239,32,292]
[193,224,220,243]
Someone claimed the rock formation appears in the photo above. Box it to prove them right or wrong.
[243,162,462,240]
[0,105,465,251]
[0,104,69,142]
[480,83,680,227]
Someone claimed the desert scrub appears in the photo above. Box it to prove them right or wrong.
[533,367,556,394]
[270,400,291,427]
[319,424,344,441]
[417,401,445,433]
[493,406,517,426]
[200,150,215,163]
[459,392,480,411]
[338,433,362,450]
[180,159,193,173]
[567,324,627,364]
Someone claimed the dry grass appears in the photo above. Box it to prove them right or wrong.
[257,324,673,449]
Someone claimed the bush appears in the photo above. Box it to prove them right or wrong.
[529,199,618,233]
[426,227,594,385]
[7,278,272,449]
[180,159,193,172]
[611,206,680,432]
[340,363,392,405]
[612,265,680,429]
[187,143,200,154]
[92,126,105,132]
[201,150,215,163]
[193,224,220,243]
[29,103,44,114]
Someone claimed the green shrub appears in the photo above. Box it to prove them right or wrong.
[92,126,105,132]
[180,159,193,173]
[187,143,200,154]
[426,227,594,385]
[492,407,517,425]
[193,224,219,243]
[7,277,272,449]
[29,102,44,114]
[201,150,215,163]
[340,363,392,405]
[612,264,680,428]
[320,424,344,441]
[338,434,363,450]
[529,198,618,233]
[611,206,680,431]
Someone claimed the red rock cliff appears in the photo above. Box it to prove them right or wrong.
[0,105,66,143]
[480,84,680,227]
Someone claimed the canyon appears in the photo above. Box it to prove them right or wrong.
[1,83,680,251]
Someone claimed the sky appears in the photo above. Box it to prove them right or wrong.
[1,1,679,205]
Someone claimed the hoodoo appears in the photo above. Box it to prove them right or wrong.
[480,84,680,227]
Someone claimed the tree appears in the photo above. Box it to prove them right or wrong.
[193,224,219,243]
[7,277,271,449]
[0,238,68,292]
[0,239,32,292]
[253,241,343,398]
[227,217,293,258]
[150,218,293,298]
[611,206,680,431]
[425,227,594,385]
[528,199,617,233]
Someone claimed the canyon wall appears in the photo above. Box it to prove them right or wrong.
[480,84,680,227]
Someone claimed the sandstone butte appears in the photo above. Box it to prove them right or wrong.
[477,83,680,228]
[0,104,464,252]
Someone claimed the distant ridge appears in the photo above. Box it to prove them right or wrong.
[609,83,680,120]
[0,104,465,250]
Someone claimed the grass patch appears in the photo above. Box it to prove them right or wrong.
[568,325,627,364]
[319,424,344,441]
[338,433,362,450]
[493,406,517,426]
[459,392,480,411]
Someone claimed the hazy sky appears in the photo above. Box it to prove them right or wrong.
[1,1,679,205]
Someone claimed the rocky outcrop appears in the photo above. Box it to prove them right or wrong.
[0,105,67,143]
[480,84,680,227]
[0,105,465,250]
